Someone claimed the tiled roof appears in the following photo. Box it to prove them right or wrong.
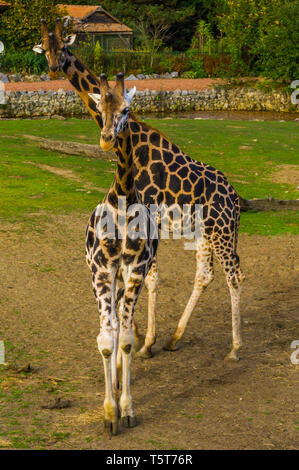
[57,4,99,19]
[58,4,132,34]
[74,23,132,33]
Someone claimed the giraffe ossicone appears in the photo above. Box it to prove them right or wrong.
[88,86,136,107]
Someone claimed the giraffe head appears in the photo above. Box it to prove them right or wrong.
[33,18,76,79]
[88,72,136,151]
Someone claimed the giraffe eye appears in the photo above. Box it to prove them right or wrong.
[121,107,129,115]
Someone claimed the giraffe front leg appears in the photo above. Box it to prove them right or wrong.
[97,328,119,435]
[93,267,119,435]
[118,272,144,428]
[118,324,136,428]
[119,340,136,428]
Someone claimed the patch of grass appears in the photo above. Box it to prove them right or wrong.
[52,431,70,441]
[146,118,299,197]
[2,340,29,362]
[0,118,298,236]
[10,434,47,449]
[240,210,299,236]
[146,439,165,448]
[0,119,115,221]
[33,263,56,272]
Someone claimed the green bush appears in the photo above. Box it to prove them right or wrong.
[1,51,48,74]
[0,0,62,52]
[190,57,206,78]
[93,41,104,76]
[182,71,198,79]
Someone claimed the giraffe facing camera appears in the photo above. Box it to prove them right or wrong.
[33,18,76,80]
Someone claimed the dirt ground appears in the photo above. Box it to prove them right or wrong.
[5,77,223,93]
[0,214,298,449]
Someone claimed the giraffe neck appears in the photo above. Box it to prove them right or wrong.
[115,117,175,206]
[61,52,138,204]
[106,130,137,207]
[61,49,103,129]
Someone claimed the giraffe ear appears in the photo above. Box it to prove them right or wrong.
[64,34,76,46]
[125,86,136,104]
[88,93,101,105]
[33,44,45,54]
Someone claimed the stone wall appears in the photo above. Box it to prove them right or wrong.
[0,87,297,118]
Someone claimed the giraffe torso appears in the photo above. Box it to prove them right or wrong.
[114,118,240,245]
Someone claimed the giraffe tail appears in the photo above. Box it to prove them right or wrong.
[233,196,241,253]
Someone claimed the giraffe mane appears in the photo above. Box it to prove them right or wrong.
[129,113,169,140]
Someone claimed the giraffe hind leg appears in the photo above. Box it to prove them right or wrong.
[137,258,158,359]
[213,243,245,361]
[164,239,214,351]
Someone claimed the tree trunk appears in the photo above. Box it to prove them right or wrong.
[23,134,116,161]
[239,196,299,212]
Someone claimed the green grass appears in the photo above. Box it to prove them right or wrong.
[0,117,298,235]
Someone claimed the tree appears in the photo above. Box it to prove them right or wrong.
[216,0,264,70]
[191,20,213,52]
[133,4,193,66]
[100,1,214,51]
[216,0,299,80]
[54,1,220,51]
[0,0,62,51]
[254,0,299,81]
[93,40,103,76]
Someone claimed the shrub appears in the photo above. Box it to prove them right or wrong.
[93,41,104,76]
[204,54,231,76]
[0,0,62,52]
[1,51,48,74]
[167,54,189,74]
[190,57,206,78]
[182,71,198,79]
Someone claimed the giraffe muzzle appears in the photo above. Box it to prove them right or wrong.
[100,134,115,152]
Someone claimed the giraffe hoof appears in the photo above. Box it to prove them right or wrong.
[104,419,119,436]
[136,347,154,359]
[121,415,137,428]
[224,350,240,362]
[163,341,179,351]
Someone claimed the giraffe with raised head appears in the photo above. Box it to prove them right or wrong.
[33,18,104,129]
[89,79,246,362]
[33,18,159,360]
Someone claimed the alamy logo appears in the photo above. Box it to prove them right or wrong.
[290,80,299,105]
[94,197,204,249]
[0,341,4,365]
[0,39,5,105]
[0,81,4,105]
[290,340,299,365]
